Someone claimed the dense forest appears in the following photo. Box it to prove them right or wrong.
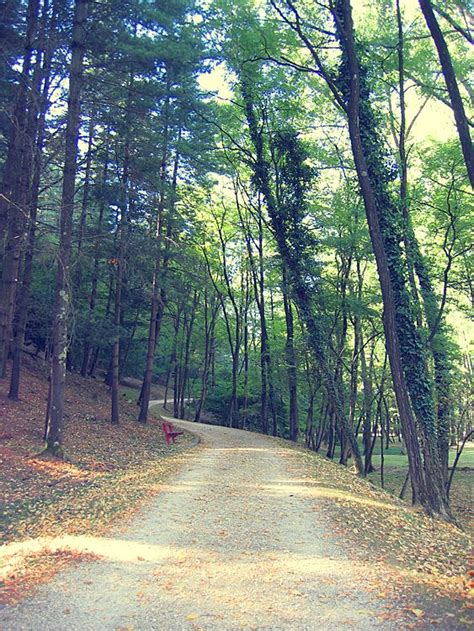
[0,0,472,524]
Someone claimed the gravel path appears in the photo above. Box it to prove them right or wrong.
[1,418,404,630]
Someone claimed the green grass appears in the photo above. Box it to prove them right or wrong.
[333,438,474,468]
[351,440,473,535]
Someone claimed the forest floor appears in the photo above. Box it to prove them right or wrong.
[0,357,197,605]
[0,359,472,629]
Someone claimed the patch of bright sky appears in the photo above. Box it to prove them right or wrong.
[352,0,419,20]
[351,0,456,143]
[198,63,235,101]
[197,0,457,144]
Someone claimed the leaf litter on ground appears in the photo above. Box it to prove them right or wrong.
[277,439,473,628]
[0,357,199,604]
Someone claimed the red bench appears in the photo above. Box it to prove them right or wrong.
[162,421,183,445]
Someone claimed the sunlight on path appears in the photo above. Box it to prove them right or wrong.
[0,419,406,630]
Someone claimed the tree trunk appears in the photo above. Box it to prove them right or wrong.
[333,0,452,519]
[396,0,452,484]
[204,216,241,429]
[0,0,40,377]
[316,400,329,451]
[236,195,272,434]
[360,335,375,474]
[45,0,89,455]
[138,86,177,423]
[110,263,123,425]
[138,264,162,422]
[344,309,360,463]
[326,409,336,459]
[9,0,52,398]
[110,153,129,425]
[334,252,351,465]
[76,118,94,252]
[241,273,250,430]
[81,141,109,376]
[179,291,199,419]
[418,0,474,188]
[282,264,298,441]
[165,305,183,411]
[174,336,184,419]
[195,293,218,423]
[240,76,364,474]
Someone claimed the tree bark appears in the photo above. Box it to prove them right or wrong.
[0,0,40,377]
[195,291,218,423]
[110,149,129,425]
[45,0,89,455]
[418,0,474,188]
[332,0,452,519]
[179,291,199,419]
[282,264,298,441]
[80,140,109,377]
[397,0,452,483]
[165,304,183,412]
[9,0,53,398]
[240,76,364,474]
[236,195,271,434]
[138,82,176,423]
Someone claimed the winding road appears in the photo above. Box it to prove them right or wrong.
[1,417,405,630]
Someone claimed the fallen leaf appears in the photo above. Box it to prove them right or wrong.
[186,613,200,621]
[409,608,424,618]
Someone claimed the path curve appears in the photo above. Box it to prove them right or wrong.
[1,418,403,630]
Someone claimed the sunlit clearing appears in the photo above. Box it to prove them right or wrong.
[263,482,397,511]
[213,447,274,453]
[0,536,175,569]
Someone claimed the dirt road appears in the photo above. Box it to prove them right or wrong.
[0,418,407,630]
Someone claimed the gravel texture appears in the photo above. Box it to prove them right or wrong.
[1,417,406,630]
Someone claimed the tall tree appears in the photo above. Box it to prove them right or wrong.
[0,0,40,377]
[282,264,298,442]
[330,0,452,519]
[45,0,89,455]
[8,0,58,399]
[418,0,473,188]
[239,75,364,473]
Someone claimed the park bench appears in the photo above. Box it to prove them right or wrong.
[162,421,183,445]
